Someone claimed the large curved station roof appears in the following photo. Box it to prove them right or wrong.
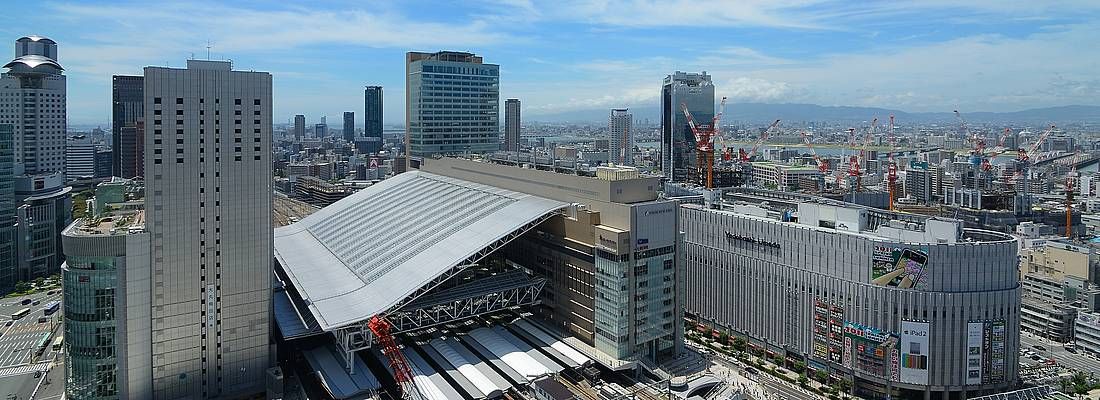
[274,171,567,330]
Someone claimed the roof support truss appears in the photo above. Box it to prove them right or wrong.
[389,277,546,333]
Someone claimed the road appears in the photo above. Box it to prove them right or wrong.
[1020,332,1100,376]
[686,342,820,400]
[0,291,63,368]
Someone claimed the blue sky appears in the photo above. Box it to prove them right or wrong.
[3,0,1098,125]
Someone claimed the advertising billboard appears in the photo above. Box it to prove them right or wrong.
[871,246,930,290]
[843,321,896,379]
[812,298,846,364]
[966,322,983,385]
[988,320,1006,383]
[900,320,930,385]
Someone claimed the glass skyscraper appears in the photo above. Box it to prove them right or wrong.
[661,71,714,182]
[112,75,143,178]
[405,51,499,158]
[364,86,383,153]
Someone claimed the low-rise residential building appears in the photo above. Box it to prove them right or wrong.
[748,162,821,191]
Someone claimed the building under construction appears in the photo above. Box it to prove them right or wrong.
[272,158,683,399]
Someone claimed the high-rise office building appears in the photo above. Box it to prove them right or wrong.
[504,98,520,152]
[661,71,713,182]
[66,134,95,180]
[14,172,70,281]
[112,75,143,178]
[144,59,271,399]
[1,36,67,175]
[94,148,112,178]
[293,114,305,141]
[608,108,632,165]
[363,86,383,153]
[315,116,327,139]
[0,124,14,290]
[405,51,499,158]
[342,111,355,142]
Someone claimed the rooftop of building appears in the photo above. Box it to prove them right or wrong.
[274,170,567,330]
[750,161,820,172]
[67,210,146,236]
[700,187,1015,245]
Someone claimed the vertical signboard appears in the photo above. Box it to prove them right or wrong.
[989,320,1006,383]
[966,322,984,384]
[899,321,930,385]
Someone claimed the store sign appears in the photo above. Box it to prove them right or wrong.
[725,232,781,249]
[899,321,930,385]
[966,322,984,384]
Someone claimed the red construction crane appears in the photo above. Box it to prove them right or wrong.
[845,128,862,192]
[680,96,727,188]
[886,115,898,210]
[799,130,830,190]
[743,119,781,163]
[368,316,422,400]
[1066,151,1080,237]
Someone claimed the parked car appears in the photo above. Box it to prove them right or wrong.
[20,299,31,305]
[31,300,39,306]
[1033,345,1046,351]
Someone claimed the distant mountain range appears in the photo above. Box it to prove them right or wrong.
[526,103,1100,125]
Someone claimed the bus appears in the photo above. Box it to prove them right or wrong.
[51,336,63,351]
[35,333,50,355]
[11,308,30,320]
[42,301,59,316]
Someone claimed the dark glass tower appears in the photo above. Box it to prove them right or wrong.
[364,86,383,153]
[112,75,143,178]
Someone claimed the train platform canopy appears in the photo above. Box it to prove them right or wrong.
[274,171,568,331]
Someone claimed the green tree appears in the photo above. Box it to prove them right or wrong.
[732,337,746,353]
[772,354,785,367]
[718,331,729,345]
[798,374,809,387]
[815,370,829,383]
[13,281,31,293]
[33,277,44,288]
[792,361,806,373]
[838,379,853,393]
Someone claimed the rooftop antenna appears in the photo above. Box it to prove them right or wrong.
[206,40,213,60]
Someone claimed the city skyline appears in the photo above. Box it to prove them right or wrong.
[3,1,1098,126]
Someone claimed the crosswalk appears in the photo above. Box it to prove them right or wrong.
[0,361,49,378]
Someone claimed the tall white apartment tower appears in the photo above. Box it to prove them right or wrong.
[1,36,67,175]
[608,108,633,165]
[144,60,271,399]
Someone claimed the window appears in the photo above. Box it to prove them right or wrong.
[176,98,183,104]
[254,99,261,105]
[154,97,162,104]
[234,98,242,105]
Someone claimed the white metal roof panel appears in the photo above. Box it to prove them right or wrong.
[466,327,550,379]
[427,338,505,398]
[512,319,593,367]
[274,171,567,330]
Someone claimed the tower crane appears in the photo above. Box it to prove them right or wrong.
[799,130,830,190]
[742,119,781,164]
[886,115,898,210]
[1017,124,1058,211]
[681,96,727,188]
[1066,151,1080,237]
[845,128,861,194]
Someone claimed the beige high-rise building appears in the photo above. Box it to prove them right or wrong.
[144,59,272,399]
[608,108,632,165]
